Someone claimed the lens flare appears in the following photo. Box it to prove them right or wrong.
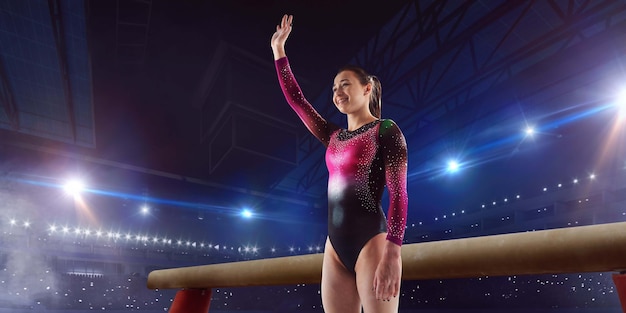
[63,179,85,196]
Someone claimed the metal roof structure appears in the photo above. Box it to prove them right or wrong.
[0,0,94,146]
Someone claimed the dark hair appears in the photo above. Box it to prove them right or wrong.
[338,65,382,118]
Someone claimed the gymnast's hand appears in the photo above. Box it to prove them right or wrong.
[373,244,402,301]
[271,14,292,60]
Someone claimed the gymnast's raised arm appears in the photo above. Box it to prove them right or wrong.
[270,14,337,146]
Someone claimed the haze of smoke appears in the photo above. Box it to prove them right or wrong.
[0,252,60,307]
[0,182,61,307]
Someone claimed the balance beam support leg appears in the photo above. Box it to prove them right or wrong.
[612,273,626,313]
[169,288,212,313]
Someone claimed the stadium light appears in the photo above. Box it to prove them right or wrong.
[63,179,85,196]
[617,88,626,119]
[447,160,460,173]
[241,208,253,219]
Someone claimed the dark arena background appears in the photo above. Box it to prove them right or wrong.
[1,0,626,312]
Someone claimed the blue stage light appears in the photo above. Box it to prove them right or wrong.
[241,209,253,218]
[447,160,460,172]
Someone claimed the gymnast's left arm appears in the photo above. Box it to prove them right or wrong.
[373,119,408,301]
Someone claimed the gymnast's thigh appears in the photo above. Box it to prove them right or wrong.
[355,233,400,313]
[321,237,361,313]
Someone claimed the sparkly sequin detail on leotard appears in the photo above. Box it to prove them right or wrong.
[275,57,408,272]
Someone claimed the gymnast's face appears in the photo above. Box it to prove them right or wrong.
[332,70,371,116]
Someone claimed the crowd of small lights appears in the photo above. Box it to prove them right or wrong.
[4,218,324,258]
[413,171,605,225]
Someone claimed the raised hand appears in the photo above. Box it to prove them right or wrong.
[270,14,293,60]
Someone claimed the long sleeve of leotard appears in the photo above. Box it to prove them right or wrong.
[380,119,409,245]
[275,57,337,146]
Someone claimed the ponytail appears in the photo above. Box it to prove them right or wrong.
[368,75,382,118]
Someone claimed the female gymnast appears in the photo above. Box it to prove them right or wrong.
[271,14,408,313]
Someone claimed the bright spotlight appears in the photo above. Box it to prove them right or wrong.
[617,87,626,108]
[241,209,253,219]
[63,179,85,196]
[447,160,460,173]
[525,126,535,136]
[617,89,626,118]
[140,205,150,215]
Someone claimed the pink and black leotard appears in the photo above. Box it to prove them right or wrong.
[275,57,408,273]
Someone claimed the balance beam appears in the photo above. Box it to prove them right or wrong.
[148,221,626,290]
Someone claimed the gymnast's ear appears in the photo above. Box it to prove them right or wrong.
[364,82,372,96]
